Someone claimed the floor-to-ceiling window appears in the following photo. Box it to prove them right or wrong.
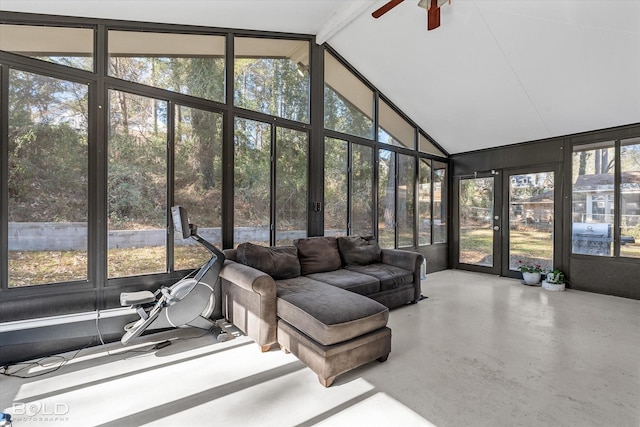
[0,14,447,320]
[233,37,310,246]
[7,70,89,287]
[173,105,223,270]
[107,90,168,278]
[324,137,349,237]
[418,158,432,246]
[433,161,448,244]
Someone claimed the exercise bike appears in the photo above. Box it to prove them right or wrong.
[119,206,228,345]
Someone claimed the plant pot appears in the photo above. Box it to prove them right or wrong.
[542,280,565,291]
[522,272,541,285]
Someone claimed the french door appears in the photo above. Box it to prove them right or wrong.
[455,174,501,274]
[455,167,559,277]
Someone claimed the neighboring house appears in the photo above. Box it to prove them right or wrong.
[573,172,640,223]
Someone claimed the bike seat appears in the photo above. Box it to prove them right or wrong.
[120,291,156,306]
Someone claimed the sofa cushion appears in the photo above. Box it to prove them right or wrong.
[305,269,380,296]
[236,242,300,280]
[346,263,413,292]
[294,236,342,275]
[275,277,388,346]
[337,235,382,266]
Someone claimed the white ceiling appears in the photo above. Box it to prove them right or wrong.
[2,0,639,154]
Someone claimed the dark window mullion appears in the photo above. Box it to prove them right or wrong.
[270,124,277,246]
[347,141,353,235]
[614,140,621,257]
[167,101,176,272]
[0,65,8,291]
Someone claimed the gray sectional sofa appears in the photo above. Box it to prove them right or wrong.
[219,235,424,386]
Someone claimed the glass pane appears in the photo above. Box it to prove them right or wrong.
[174,106,223,270]
[433,161,447,243]
[397,154,415,247]
[108,91,167,278]
[8,70,88,287]
[419,133,445,157]
[352,144,374,236]
[109,31,225,103]
[459,177,494,266]
[0,24,93,71]
[508,172,554,272]
[324,51,374,139]
[234,37,309,123]
[325,137,348,237]
[378,149,396,248]
[572,141,615,256]
[234,118,271,246]
[275,127,308,245]
[378,100,414,149]
[419,158,432,246]
[620,137,640,258]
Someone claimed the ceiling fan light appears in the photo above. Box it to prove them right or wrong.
[417,0,448,10]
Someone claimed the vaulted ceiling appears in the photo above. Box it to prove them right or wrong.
[2,0,639,154]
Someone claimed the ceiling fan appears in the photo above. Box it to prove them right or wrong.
[372,0,451,30]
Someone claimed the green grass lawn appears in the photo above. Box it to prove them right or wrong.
[460,227,552,268]
[9,245,209,287]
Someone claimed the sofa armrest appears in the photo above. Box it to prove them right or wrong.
[381,249,425,302]
[220,259,276,297]
[220,260,278,350]
[381,249,423,272]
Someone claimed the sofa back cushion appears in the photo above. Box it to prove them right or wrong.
[337,235,382,266]
[294,237,342,275]
[236,242,300,280]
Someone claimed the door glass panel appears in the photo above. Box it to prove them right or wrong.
[108,90,167,278]
[173,105,223,271]
[8,70,89,286]
[508,172,554,272]
[572,141,615,256]
[620,137,640,258]
[275,127,308,246]
[378,149,395,248]
[324,137,348,237]
[459,177,494,266]
[234,118,271,246]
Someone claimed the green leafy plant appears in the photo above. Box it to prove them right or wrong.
[517,260,543,273]
[545,269,565,284]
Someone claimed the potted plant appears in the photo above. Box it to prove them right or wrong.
[542,269,565,291]
[517,261,543,285]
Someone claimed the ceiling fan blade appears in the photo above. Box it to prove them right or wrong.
[372,0,405,18]
[427,0,441,30]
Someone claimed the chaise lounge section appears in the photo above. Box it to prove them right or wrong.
[219,235,424,386]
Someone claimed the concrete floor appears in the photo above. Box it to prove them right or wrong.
[1,270,638,426]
